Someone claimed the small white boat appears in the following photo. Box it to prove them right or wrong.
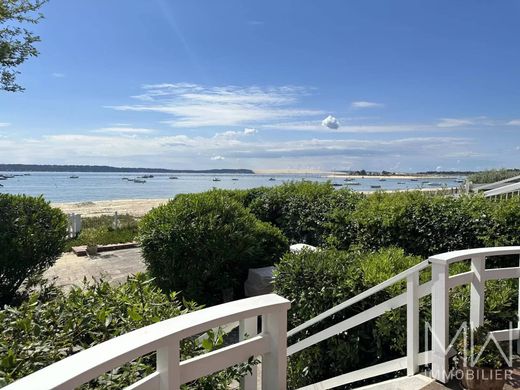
[345,182,361,186]
[212,177,221,182]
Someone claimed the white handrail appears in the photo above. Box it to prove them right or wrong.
[288,246,520,388]
[287,259,430,337]
[428,246,520,264]
[4,294,290,390]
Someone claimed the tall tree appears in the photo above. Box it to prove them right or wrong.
[0,0,47,92]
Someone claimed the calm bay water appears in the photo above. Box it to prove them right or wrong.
[0,172,463,203]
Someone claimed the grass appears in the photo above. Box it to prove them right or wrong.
[64,214,139,252]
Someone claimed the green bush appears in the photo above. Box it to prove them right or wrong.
[249,181,363,246]
[0,274,253,389]
[485,196,520,246]
[274,247,423,388]
[0,194,67,305]
[139,190,288,305]
[468,169,520,184]
[351,192,490,258]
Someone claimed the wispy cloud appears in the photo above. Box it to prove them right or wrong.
[351,101,384,109]
[92,127,156,134]
[264,120,431,133]
[437,118,474,128]
[0,131,476,170]
[507,119,520,126]
[0,123,10,127]
[51,73,66,78]
[108,83,322,127]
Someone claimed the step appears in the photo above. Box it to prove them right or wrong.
[356,374,439,390]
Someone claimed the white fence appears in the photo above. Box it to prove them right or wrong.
[67,213,82,238]
[4,246,520,389]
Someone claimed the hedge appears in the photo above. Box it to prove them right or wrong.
[350,192,491,258]
[249,181,363,246]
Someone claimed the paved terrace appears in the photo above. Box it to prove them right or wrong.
[43,248,146,288]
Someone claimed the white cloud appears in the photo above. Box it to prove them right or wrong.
[507,119,520,126]
[0,131,475,171]
[51,73,66,78]
[0,123,10,127]
[92,127,156,134]
[437,118,473,128]
[321,115,340,130]
[108,83,322,127]
[351,101,384,109]
[214,128,258,139]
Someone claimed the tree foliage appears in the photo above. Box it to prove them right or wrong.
[0,0,47,92]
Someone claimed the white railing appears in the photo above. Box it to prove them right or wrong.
[5,246,520,389]
[287,246,520,389]
[4,294,290,390]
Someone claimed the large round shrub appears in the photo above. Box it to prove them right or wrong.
[139,191,288,305]
[249,181,363,246]
[0,194,67,305]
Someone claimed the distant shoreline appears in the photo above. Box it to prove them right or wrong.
[326,174,462,180]
[0,164,254,174]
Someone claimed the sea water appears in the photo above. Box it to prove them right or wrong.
[0,172,463,203]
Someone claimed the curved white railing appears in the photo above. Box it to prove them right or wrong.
[287,246,520,389]
[4,294,290,390]
[5,246,520,390]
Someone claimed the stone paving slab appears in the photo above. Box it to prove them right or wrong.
[44,248,147,289]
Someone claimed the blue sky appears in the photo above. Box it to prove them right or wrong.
[1,0,519,171]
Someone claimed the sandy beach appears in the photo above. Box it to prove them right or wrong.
[53,198,170,217]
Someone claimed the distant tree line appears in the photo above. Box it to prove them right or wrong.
[0,164,254,174]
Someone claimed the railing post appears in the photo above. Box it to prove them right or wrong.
[431,260,449,383]
[157,339,180,390]
[240,317,258,390]
[262,307,289,389]
[470,256,485,328]
[407,272,419,376]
